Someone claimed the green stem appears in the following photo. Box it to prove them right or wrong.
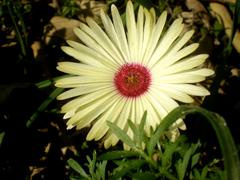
[7,0,27,57]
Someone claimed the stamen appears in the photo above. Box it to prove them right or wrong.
[114,63,151,98]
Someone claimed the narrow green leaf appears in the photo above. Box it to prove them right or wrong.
[176,143,199,180]
[98,150,139,160]
[107,121,136,148]
[147,106,194,155]
[26,87,64,127]
[139,111,147,133]
[161,142,178,168]
[109,159,146,180]
[0,132,5,147]
[96,161,107,180]
[200,166,208,180]
[35,75,71,89]
[139,111,148,145]
[67,158,89,178]
[191,153,200,169]
[128,111,148,149]
[127,119,140,146]
[192,169,201,179]
[131,172,156,180]
[87,151,97,179]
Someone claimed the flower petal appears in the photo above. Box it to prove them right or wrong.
[57,83,112,100]
[159,54,209,75]
[100,9,129,61]
[126,1,138,61]
[104,98,131,148]
[142,11,167,64]
[61,86,115,113]
[111,5,131,61]
[85,17,124,65]
[87,96,125,141]
[136,6,144,62]
[55,74,112,88]
[73,28,120,67]
[72,93,118,130]
[67,40,117,69]
[161,84,210,96]
[156,73,206,83]
[153,43,199,71]
[148,18,184,67]
[61,46,102,67]
[57,62,111,76]
[152,84,194,103]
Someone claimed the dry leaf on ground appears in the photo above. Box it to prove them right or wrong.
[45,16,81,44]
[210,2,240,53]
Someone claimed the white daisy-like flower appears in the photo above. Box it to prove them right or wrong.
[55,1,214,148]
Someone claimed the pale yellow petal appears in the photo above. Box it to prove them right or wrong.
[148,18,184,67]
[136,6,144,62]
[85,17,124,64]
[61,86,115,113]
[61,46,102,67]
[157,74,205,83]
[141,8,154,63]
[73,28,120,66]
[142,11,167,64]
[153,43,199,71]
[71,92,118,130]
[55,75,112,88]
[100,9,129,61]
[152,84,194,103]
[57,62,111,76]
[111,5,130,61]
[57,84,112,100]
[66,40,118,70]
[160,54,208,75]
[126,1,138,61]
[87,96,124,141]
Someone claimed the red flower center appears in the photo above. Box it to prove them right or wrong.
[114,63,151,98]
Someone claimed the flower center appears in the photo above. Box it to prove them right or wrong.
[114,63,151,98]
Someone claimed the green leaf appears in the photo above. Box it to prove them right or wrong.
[131,172,156,180]
[191,153,201,169]
[200,166,208,180]
[95,161,107,180]
[0,131,5,147]
[147,105,240,180]
[26,87,64,127]
[35,75,71,89]
[87,151,97,179]
[98,150,139,160]
[109,159,146,180]
[67,158,89,178]
[139,111,148,146]
[128,111,148,149]
[147,106,194,156]
[161,136,187,169]
[107,121,137,148]
[127,119,140,146]
[176,142,200,180]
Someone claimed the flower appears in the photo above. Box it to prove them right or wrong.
[55,1,214,148]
